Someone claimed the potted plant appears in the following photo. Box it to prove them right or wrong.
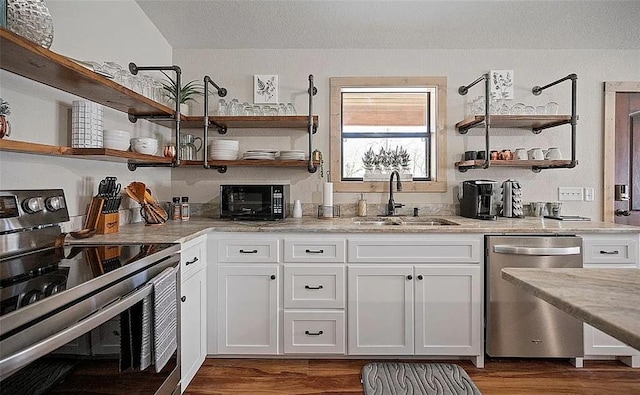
[161,77,203,115]
[0,98,11,139]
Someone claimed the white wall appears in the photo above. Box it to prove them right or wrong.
[172,47,640,220]
[0,0,172,218]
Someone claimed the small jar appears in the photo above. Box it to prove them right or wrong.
[181,197,190,221]
[172,197,181,220]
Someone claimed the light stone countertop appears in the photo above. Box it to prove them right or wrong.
[501,268,640,352]
[67,215,640,245]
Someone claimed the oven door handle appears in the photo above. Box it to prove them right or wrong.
[0,283,153,381]
[493,245,581,256]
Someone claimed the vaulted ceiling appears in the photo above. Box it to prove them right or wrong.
[136,0,640,50]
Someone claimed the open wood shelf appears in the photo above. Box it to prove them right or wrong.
[455,115,572,132]
[455,159,575,172]
[1,28,321,172]
[0,139,171,164]
[0,28,174,119]
[180,159,321,168]
[163,115,318,130]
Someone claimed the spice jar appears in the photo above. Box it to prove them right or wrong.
[181,197,190,221]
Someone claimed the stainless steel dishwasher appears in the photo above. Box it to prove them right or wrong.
[485,235,584,358]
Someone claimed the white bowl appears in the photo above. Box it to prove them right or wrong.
[132,145,157,155]
[103,138,130,151]
[130,137,158,146]
[104,129,131,140]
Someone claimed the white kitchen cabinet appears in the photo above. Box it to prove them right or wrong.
[347,234,484,367]
[580,234,640,368]
[283,311,345,354]
[180,235,207,392]
[348,265,415,355]
[347,265,481,358]
[414,265,481,356]
[217,264,279,354]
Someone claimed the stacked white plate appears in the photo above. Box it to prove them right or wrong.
[279,150,305,160]
[243,149,277,160]
[209,139,239,160]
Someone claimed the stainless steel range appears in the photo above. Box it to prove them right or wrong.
[0,189,181,394]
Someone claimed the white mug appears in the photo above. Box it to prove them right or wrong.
[514,148,527,160]
[545,147,562,160]
[528,148,544,160]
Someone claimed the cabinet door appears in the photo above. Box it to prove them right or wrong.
[414,265,481,355]
[218,265,279,354]
[181,268,207,392]
[348,265,414,355]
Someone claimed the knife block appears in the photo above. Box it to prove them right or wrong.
[97,212,120,234]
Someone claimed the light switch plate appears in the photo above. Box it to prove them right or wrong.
[584,187,595,201]
[559,187,584,201]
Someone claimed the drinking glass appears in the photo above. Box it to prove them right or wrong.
[286,103,297,115]
[545,102,559,115]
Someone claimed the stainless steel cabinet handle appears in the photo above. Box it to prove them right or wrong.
[599,250,620,255]
[305,285,323,290]
[239,249,258,254]
[0,283,153,381]
[305,249,324,254]
[494,245,580,256]
[305,330,324,336]
[185,257,199,265]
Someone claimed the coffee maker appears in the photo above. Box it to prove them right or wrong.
[459,180,497,220]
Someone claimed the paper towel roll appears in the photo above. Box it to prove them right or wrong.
[323,182,333,207]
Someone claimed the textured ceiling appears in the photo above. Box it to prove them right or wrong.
[136,0,640,50]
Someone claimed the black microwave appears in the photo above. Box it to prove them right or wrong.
[220,184,290,220]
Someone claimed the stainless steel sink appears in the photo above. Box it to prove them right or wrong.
[352,217,459,226]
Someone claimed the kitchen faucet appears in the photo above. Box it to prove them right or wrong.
[387,170,404,216]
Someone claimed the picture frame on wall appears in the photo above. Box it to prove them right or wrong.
[254,75,278,104]
[490,70,514,99]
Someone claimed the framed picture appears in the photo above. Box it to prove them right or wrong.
[254,75,278,104]
[490,70,514,99]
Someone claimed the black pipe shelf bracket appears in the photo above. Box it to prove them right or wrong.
[202,74,229,170]
[456,72,578,173]
[457,73,491,169]
[307,74,318,173]
[126,62,183,171]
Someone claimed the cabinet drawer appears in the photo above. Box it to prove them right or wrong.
[284,239,346,263]
[218,238,279,263]
[348,237,481,263]
[283,311,345,354]
[284,265,345,308]
[582,236,638,264]
[181,235,206,279]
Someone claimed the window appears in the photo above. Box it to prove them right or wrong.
[330,77,447,193]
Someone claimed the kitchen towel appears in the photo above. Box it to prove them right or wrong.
[322,181,333,217]
[138,266,178,372]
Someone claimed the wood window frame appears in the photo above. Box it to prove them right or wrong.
[329,76,447,193]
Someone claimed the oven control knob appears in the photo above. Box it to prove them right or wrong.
[22,197,44,213]
[45,196,66,211]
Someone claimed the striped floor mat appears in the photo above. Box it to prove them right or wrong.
[362,362,482,395]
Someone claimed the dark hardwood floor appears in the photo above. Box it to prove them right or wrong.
[184,358,640,394]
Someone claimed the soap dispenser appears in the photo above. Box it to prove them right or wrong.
[357,193,367,217]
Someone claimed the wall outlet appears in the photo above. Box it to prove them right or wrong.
[558,187,584,201]
[584,187,595,202]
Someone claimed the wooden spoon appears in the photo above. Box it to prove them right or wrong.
[69,228,97,239]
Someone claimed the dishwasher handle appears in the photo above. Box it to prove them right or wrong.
[494,245,581,256]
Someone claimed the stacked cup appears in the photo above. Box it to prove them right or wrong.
[72,101,103,148]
